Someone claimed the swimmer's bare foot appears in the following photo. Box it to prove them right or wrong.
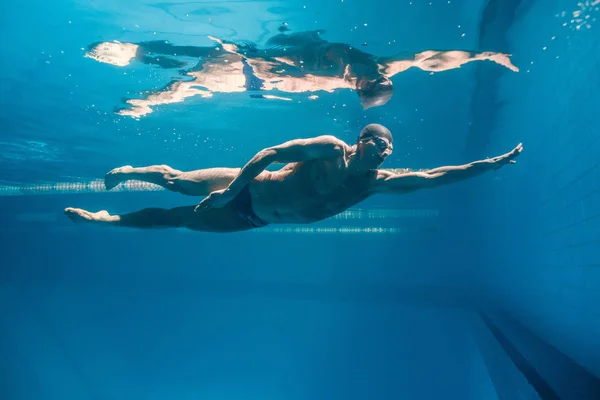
[64,207,119,224]
[104,165,133,190]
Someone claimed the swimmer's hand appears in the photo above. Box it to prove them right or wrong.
[490,143,523,169]
[195,188,235,211]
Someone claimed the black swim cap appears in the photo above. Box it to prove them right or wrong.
[359,123,393,144]
[356,77,394,110]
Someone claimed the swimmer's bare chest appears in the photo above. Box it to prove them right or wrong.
[250,157,373,224]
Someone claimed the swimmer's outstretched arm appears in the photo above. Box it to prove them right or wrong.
[379,50,518,78]
[194,135,347,210]
[373,143,523,194]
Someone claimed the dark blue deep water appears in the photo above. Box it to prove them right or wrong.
[1,0,599,399]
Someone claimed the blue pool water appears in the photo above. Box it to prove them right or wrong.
[1,0,599,399]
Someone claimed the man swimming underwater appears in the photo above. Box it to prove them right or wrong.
[65,124,523,232]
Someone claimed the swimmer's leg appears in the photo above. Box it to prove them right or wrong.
[64,206,194,229]
[104,165,240,196]
[64,205,256,232]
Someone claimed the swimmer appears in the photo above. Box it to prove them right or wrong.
[64,124,523,232]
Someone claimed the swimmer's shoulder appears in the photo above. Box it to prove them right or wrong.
[314,134,352,152]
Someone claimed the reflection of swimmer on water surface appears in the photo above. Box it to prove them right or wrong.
[86,30,519,118]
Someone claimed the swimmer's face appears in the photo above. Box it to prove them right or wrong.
[357,134,393,166]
